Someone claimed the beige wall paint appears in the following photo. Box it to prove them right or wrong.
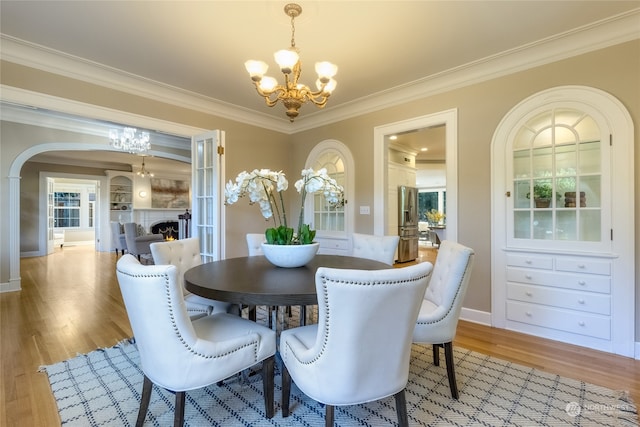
[289,40,639,326]
[1,40,638,340]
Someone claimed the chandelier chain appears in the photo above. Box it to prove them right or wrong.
[290,13,296,48]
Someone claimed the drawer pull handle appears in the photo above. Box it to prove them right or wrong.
[525,291,533,297]
[525,312,532,317]
[578,321,585,326]
[578,264,586,269]
[525,274,532,280]
[578,299,585,304]
[525,260,532,264]
[578,280,586,286]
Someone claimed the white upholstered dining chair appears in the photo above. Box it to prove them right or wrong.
[246,233,265,256]
[351,233,400,265]
[116,254,276,427]
[280,262,433,426]
[245,232,292,326]
[412,240,475,399]
[150,237,236,319]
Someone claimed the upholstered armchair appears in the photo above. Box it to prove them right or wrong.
[351,233,400,265]
[412,240,475,399]
[110,221,127,256]
[123,222,164,261]
[115,255,276,426]
[280,262,433,426]
[150,237,237,319]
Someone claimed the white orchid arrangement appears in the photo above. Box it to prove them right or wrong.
[225,168,344,245]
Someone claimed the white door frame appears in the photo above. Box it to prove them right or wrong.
[373,109,458,241]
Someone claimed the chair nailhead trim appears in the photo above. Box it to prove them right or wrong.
[286,271,432,366]
[117,268,261,361]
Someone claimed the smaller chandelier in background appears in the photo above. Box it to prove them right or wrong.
[245,3,337,122]
[109,127,150,154]
[137,156,154,178]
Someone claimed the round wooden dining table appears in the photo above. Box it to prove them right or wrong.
[184,254,391,324]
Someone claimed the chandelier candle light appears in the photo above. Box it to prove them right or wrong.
[245,3,338,122]
[137,156,154,178]
[109,127,150,154]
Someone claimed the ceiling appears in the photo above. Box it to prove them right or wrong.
[2,1,638,169]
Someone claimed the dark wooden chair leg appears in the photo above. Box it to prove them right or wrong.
[394,389,409,427]
[432,343,440,366]
[135,375,153,427]
[261,355,275,418]
[325,404,334,427]
[174,391,185,427]
[282,364,292,417]
[443,342,459,399]
[299,305,307,326]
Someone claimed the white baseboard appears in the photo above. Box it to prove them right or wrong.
[61,241,94,247]
[460,307,491,326]
[0,278,21,293]
[20,250,41,257]
[461,308,640,360]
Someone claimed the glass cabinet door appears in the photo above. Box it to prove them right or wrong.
[311,150,345,232]
[511,108,602,243]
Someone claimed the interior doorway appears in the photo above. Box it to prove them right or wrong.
[373,109,459,243]
[41,175,101,256]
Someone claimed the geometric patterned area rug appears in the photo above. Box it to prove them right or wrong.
[41,338,637,427]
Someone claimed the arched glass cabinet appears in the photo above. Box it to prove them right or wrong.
[303,140,354,254]
[491,86,634,357]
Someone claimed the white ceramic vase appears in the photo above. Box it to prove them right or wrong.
[261,242,320,268]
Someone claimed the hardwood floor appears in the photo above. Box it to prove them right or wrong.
[1,245,638,426]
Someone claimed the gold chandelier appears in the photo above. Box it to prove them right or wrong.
[245,3,337,122]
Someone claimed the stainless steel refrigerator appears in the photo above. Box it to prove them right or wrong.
[397,185,419,262]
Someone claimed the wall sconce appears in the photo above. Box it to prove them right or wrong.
[139,190,148,198]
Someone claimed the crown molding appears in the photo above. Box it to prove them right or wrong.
[292,8,640,132]
[0,35,295,134]
[1,8,638,134]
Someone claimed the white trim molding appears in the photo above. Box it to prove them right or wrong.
[1,9,638,134]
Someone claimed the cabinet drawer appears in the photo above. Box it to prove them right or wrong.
[506,267,553,286]
[549,272,610,294]
[506,254,553,270]
[506,301,610,340]
[555,258,611,276]
[507,283,610,315]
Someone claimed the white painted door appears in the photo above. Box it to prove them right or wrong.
[191,130,225,262]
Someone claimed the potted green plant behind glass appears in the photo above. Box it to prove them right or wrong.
[527,181,559,208]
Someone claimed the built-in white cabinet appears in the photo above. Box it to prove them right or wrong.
[491,86,634,357]
[107,171,133,223]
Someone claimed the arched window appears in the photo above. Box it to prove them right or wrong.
[304,140,354,254]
